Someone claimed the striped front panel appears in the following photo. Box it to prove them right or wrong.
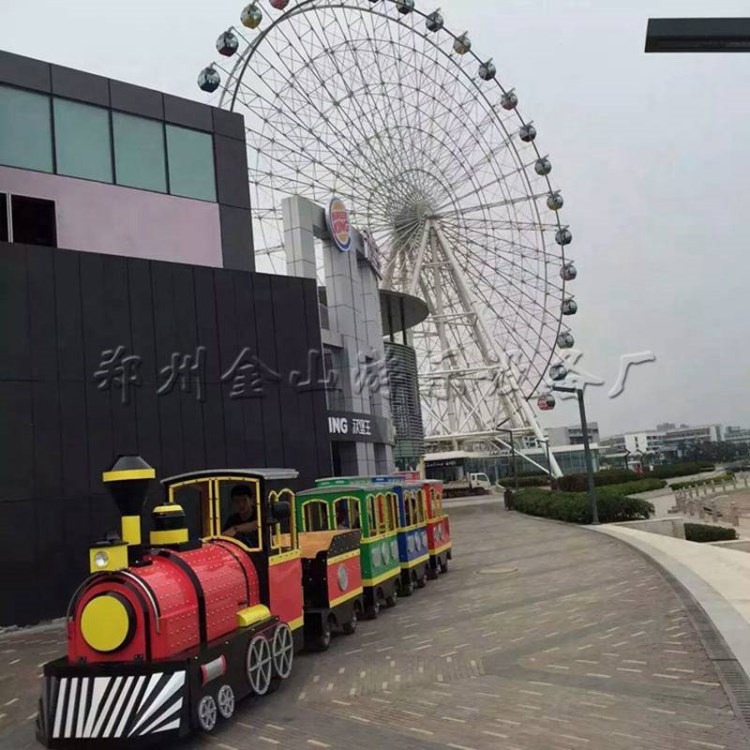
[50,671,186,740]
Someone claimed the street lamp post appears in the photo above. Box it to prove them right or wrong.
[505,428,519,491]
[551,385,599,525]
[543,438,553,485]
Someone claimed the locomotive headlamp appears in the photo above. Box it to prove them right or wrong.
[94,551,109,569]
[80,594,135,653]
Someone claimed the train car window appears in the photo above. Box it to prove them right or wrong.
[216,478,262,551]
[168,480,210,540]
[417,490,426,523]
[434,488,443,517]
[376,494,389,535]
[334,497,360,530]
[365,495,377,537]
[303,500,331,532]
[270,489,296,551]
[403,491,413,527]
[387,493,398,532]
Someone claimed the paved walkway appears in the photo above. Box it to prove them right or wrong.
[595,523,750,682]
[2,505,750,749]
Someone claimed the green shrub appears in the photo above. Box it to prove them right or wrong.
[514,476,550,488]
[513,488,654,525]
[684,523,737,543]
[649,462,714,480]
[595,479,667,497]
[557,470,642,492]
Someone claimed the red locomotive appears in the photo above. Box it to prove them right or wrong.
[37,456,363,747]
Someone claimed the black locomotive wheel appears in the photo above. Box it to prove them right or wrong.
[308,620,332,652]
[216,685,235,720]
[400,578,414,597]
[440,557,449,573]
[342,611,358,635]
[196,695,218,732]
[427,564,439,580]
[384,589,398,608]
[365,599,380,619]
[417,573,427,588]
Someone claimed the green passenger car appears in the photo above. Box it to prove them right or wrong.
[295,482,401,618]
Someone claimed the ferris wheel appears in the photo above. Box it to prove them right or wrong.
[197,0,578,476]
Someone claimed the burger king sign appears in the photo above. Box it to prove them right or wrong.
[326,196,352,253]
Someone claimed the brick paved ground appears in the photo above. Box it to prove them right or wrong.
[2,503,749,750]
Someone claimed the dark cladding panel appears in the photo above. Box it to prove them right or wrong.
[201,382,227,469]
[252,273,284,466]
[102,254,132,355]
[127,258,157,385]
[0,382,33,501]
[51,65,109,107]
[80,252,131,388]
[164,94,213,132]
[272,276,314,480]
[54,249,85,381]
[214,269,240,378]
[134,386,162,478]
[181,392,207,471]
[302,279,333,478]
[31,380,62,498]
[27,244,58,382]
[59,380,90,497]
[84,378,113,496]
[193,266,221,383]
[234,274,265,463]
[222,383,247,467]
[158,383,184,480]
[109,79,164,120]
[151,261,178,388]
[0,50,51,93]
[0,242,30,380]
[214,135,251,210]
[171,265,199,365]
[220,204,254,273]
[212,107,246,141]
[0,500,38,625]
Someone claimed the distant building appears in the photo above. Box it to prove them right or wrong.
[601,423,723,467]
[546,422,599,447]
[725,426,750,445]
[662,424,722,448]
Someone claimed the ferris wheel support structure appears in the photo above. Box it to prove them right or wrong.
[385,220,563,478]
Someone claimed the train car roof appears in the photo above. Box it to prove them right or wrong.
[296,484,374,497]
[161,468,299,485]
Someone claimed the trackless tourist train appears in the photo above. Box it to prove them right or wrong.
[36,457,450,748]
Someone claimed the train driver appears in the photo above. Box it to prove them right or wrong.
[223,485,259,547]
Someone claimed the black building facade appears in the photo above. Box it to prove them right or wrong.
[0,52,332,626]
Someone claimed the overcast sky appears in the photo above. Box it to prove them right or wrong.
[3,0,749,438]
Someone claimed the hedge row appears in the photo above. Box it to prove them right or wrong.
[594,479,667,497]
[684,523,737,543]
[512,489,654,525]
[671,473,735,491]
[556,470,642,492]
[649,462,715,479]
[514,476,550,488]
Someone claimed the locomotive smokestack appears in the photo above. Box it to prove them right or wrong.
[102,455,155,557]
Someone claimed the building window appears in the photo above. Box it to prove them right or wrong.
[0,194,7,242]
[53,98,113,183]
[11,195,57,247]
[166,124,216,201]
[112,112,167,193]
[0,85,53,173]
